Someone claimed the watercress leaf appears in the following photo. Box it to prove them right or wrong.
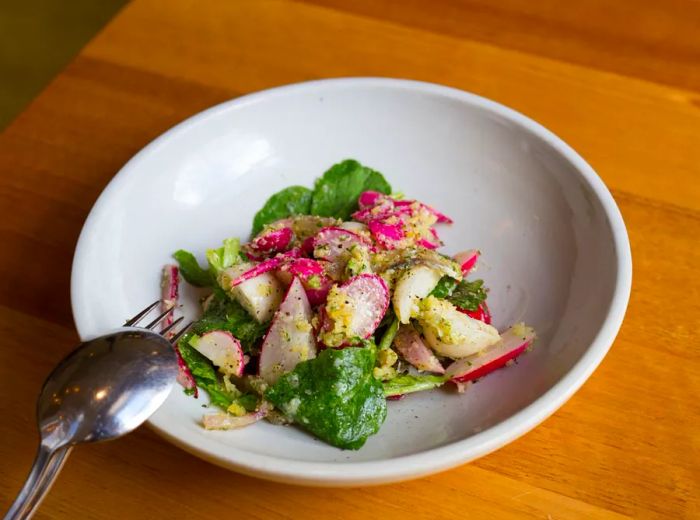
[252,186,313,235]
[173,250,214,287]
[265,344,387,450]
[310,159,391,220]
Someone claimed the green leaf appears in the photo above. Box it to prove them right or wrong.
[252,186,313,235]
[206,237,241,274]
[430,276,458,299]
[172,250,214,287]
[383,374,446,397]
[449,279,488,311]
[265,344,387,450]
[430,277,488,312]
[310,159,391,220]
[191,291,268,353]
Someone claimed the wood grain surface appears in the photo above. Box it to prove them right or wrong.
[0,1,698,518]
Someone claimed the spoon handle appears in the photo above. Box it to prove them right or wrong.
[5,445,72,520]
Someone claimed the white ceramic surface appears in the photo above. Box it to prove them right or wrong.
[71,78,632,486]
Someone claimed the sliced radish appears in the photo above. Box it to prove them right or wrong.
[340,221,369,235]
[368,219,405,249]
[189,331,245,377]
[351,199,394,224]
[203,401,270,430]
[245,227,293,259]
[446,324,536,382]
[393,324,445,374]
[276,258,333,306]
[259,277,317,384]
[393,264,443,323]
[453,249,479,275]
[219,263,284,323]
[160,264,179,337]
[227,249,301,287]
[174,346,197,397]
[319,274,389,347]
[419,296,500,359]
[312,227,371,262]
[358,190,385,209]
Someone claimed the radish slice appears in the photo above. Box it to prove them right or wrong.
[228,249,301,287]
[160,264,179,336]
[368,220,405,249]
[277,258,333,306]
[203,402,270,430]
[219,263,284,323]
[259,277,317,384]
[453,249,479,275]
[419,296,500,358]
[174,346,198,397]
[319,274,389,347]
[189,331,245,377]
[245,227,293,259]
[312,227,371,262]
[393,264,443,323]
[358,190,384,209]
[446,324,536,382]
[393,324,445,374]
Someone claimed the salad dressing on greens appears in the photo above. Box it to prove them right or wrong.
[162,159,535,449]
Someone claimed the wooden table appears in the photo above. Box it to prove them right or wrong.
[1,1,698,518]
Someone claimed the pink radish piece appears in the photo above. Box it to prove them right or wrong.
[319,274,389,347]
[189,331,245,377]
[160,264,179,336]
[259,277,317,384]
[203,402,270,430]
[445,324,536,383]
[228,249,301,287]
[174,346,197,397]
[393,325,445,374]
[358,190,385,209]
[368,220,405,249]
[277,258,333,306]
[245,227,293,259]
[453,249,479,275]
[312,227,371,262]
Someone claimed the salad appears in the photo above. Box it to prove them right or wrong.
[161,159,535,450]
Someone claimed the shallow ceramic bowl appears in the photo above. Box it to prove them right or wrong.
[71,78,631,486]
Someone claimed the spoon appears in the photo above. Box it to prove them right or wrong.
[5,326,180,519]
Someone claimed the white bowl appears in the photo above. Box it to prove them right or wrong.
[71,78,631,486]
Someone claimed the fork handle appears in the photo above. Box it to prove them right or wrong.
[5,445,72,520]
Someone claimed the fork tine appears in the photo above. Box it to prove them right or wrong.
[169,321,193,344]
[124,300,161,326]
[160,316,184,336]
[144,305,176,330]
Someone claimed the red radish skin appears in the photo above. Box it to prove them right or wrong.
[203,402,271,430]
[175,346,198,397]
[160,264,179,336]
[453,249,479,275]
[259,277,317,384]
[245,227,293,259]
[368,220,405,249]
[358,190,384,209]
[277,258,333,306]
[319,274,389,347]
[446,325,536,383]
[228,249,301,287]
[393,325,445,374]
[461,303,492,324]
[190,330,245,377]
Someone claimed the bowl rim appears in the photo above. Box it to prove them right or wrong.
[71,77,632,486]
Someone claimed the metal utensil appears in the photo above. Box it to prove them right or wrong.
[5,302,189,520]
